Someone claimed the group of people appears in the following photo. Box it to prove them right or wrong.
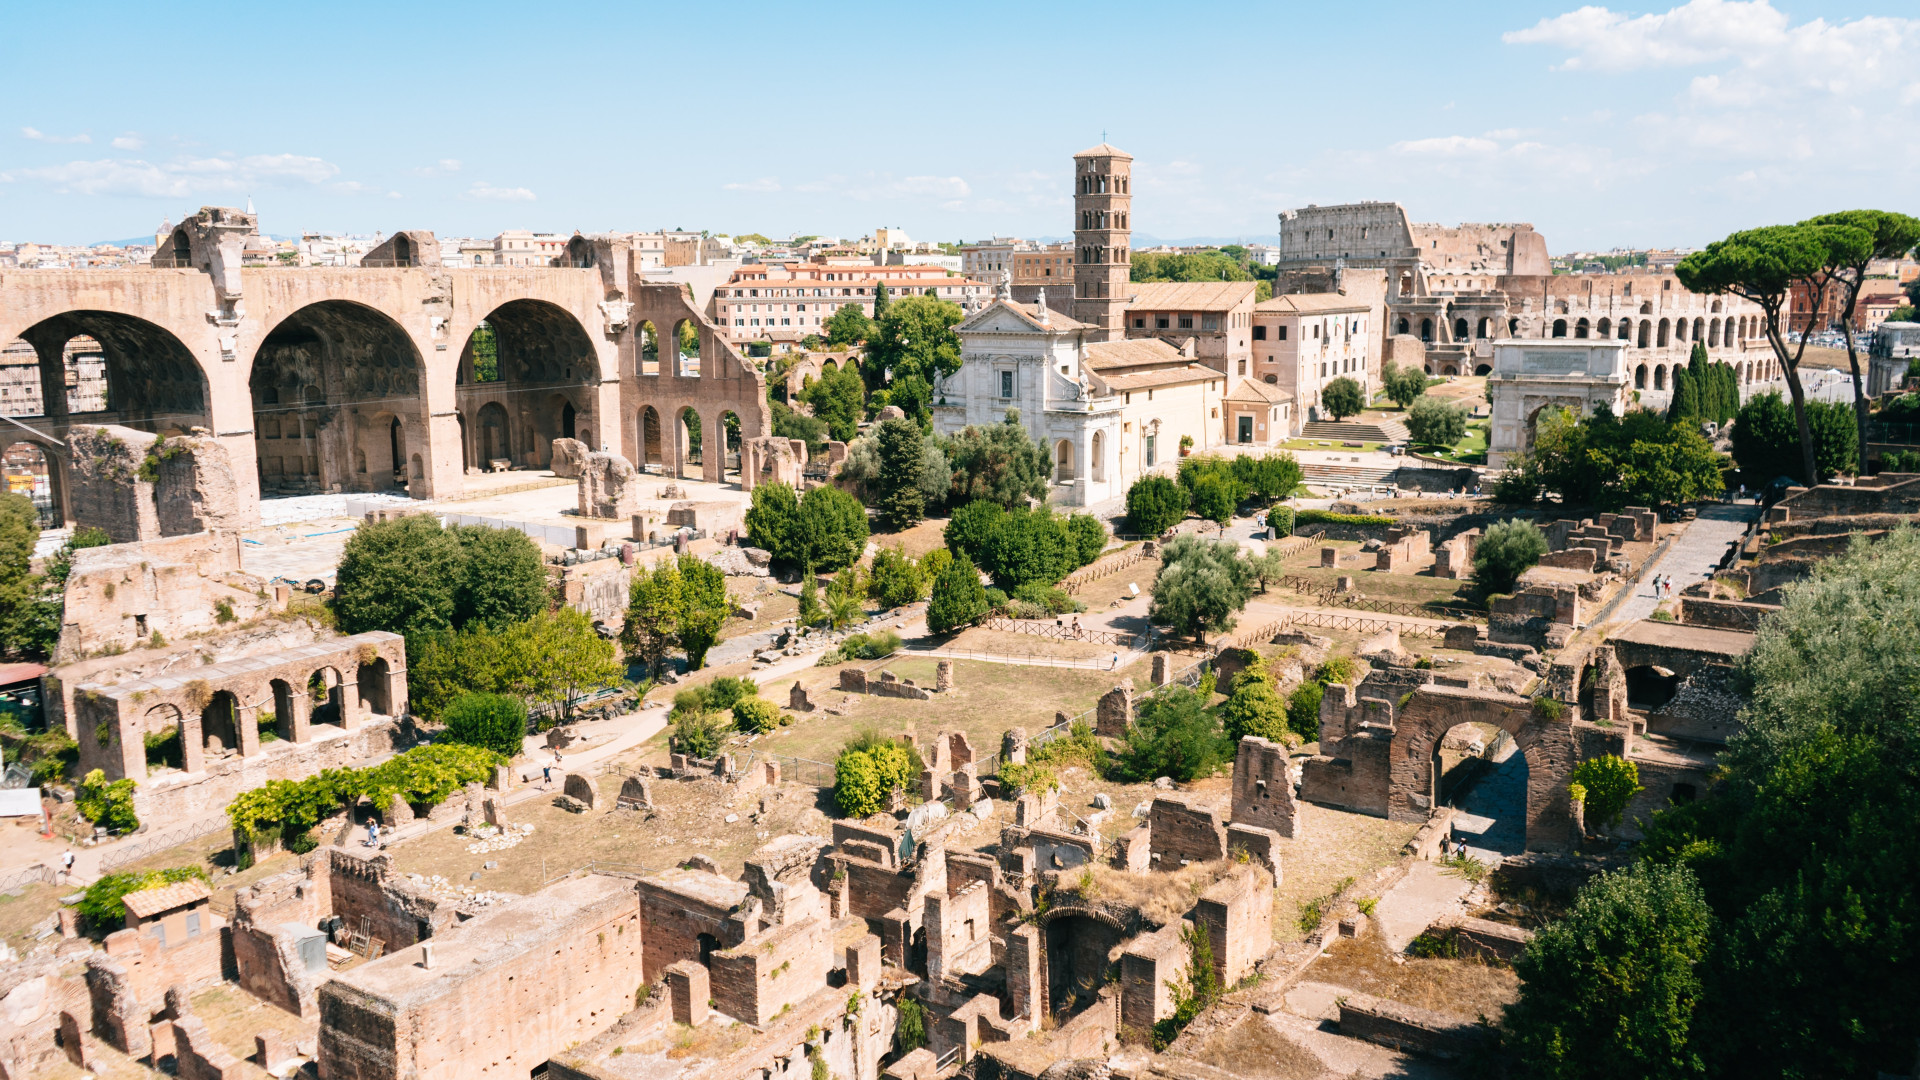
[1650,573,1677,600]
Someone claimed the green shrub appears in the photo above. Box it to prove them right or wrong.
[1067,513,1108,567]
[832,730,925,818]
[1113,684,1231,783]
[1126,475,1189,536]
[76,768,138,833]
[1012,582,1081,615]
[997,761,1059,797]
[869,545,927,610]
[1315,655,1358,686]
[1569,754,1643,829]
[1219,656,1290,744]
[1474,518,1549,593]
[1028,720,1106,773]
[1267,505,1295,536]
[226,744,502,844]
[943,499,1007,563]
[672,709,729,759]
[895,996,927,1054]
[1286,682,1324,743]
[439,692,529,759]
[77,866,207,931]
[927,554,988,634]
[825,629,901,664]
[732,696,782,735]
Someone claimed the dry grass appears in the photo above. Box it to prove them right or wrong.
[190,981,319,1064]
[866,517,952,559]
[738,655,1148,768]
[1053,859,1270,929]
[1271,803,1421,943]
[660,1020,755,1061]
[945,626,1123,661]
[1192,1013,1332,1080]
[1306,931,1519,1022]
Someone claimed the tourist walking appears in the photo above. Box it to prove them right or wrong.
[365,821,379,848]
[59,849,74,884]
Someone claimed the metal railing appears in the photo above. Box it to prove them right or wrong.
[903,647,1130,671]
[97,814,231,873]
[979,618,1135,647]
[1281,609,1448,638]
[0,864,56,892]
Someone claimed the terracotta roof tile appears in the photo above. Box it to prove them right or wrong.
[122,878,210,919]
[1122,281,1258,312]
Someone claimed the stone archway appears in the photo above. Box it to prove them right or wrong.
[1386,686,1575,852]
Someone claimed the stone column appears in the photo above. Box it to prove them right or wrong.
[181,714,206,775]
[702,408,725,485]
[236,694,260,758]
[286,687,311,745]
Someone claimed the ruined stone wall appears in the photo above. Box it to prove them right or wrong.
[319,876,644,1080]
[85,918,226,1055]
[56,530,266,662]
[1196,865,1272,989]
[636,869,747,982]
[328,848,450,952]
[1298,729,1392,817]
[1677,596,1778,633]
[1118,925,1184,1032]
[231,859,332,1016]
[1231,736,1298,839]
[127,718,406,829]
[1147,796,1227,868]
[708,916,832,1026]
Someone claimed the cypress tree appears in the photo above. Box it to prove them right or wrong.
[871,280,890,322]
[1669,366,1699,423]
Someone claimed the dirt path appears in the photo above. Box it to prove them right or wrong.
[1371,860,1474,953]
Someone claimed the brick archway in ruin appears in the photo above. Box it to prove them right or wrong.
[0,221,769,524]
[1387,685,1577,853]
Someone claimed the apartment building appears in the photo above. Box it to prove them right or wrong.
[712,263,993,345]
[1252,293,1375,431]
[1120,281,1259,379]
[494,231,567,267]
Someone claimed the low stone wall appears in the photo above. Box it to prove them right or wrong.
[839,667,934,700]
[1441,915,1534,963]
[1336,992,1490,1058]
[1678,596,1779,633]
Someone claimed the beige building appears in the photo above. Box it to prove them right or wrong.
[1073,144,1133,339]
[712,263,992,346]
[933,290,1228,507]
[1252,292,1375,429]
[493,230,567,267]
[1122,281,1259,380]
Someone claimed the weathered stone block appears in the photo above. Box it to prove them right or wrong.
[562,772,598,810]
[664,959,708,1027]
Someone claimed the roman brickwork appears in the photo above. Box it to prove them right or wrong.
[1072,144,1133,340]
[1195,866,1273,989]
[318,876,644,1080]
[231,858,333,1016]
[1146,796,1228,867]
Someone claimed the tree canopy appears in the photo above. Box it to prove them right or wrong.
[1321,376,1364,421]
[1148,534,1254,644]
[823,303,876,347]
[1801,210,1920,460]
[1405,394,1468,447]
[1381,362,1429,409]
[943,411,1049,509]
[1126,475,1188,536]
[874,417,926,531]
[1473,518,1547,593]
[864,295,963,424]
[1730,391,1855,484]
[796,362,865,443]
[1498,406,1723,510]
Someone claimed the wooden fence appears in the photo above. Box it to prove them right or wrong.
[1061,547,1154,595]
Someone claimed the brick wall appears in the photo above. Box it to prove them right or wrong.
[231,859,331,1015]
[636,869,747,982]
[1118,924,1183,1031]
[318,876,644,1080]
[328,848,449,952]
[1147,796,1227,867]
[1230,737,1297,838]
[1298,729,1392,817]
[1195,866,1271,989]
[708,915,831,1026]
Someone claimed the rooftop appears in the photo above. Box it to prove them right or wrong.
[1224,379,1293,404]
[122,877,211,919]
[1123,281,1258,312]
[1257,292,1370,315]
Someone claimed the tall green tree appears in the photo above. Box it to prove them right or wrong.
[1125,475,1189,536]
[1501,406,1723,509]
[1801,211,1920,468]
[942,411,1049,508]
[1381,362,1427,409]
[797,363,865,443]
[796,485,870,572]
[672,554,730,671]
[1320,376,1364,421]
[870,281,890,322]
[621,560,683,674]
[1678,222,1873,486]
[1504,863,1713,1080]
[1731,391,1856,484]
[943,499,1007,564]
[926,553,988,634]
[335,515,466,643]
[450,525,549,630]
[823,304,875,347]
[865,295,964,425]
[1406,394,1467,447]
[979,507,1073,591]
[874,417,926,531]
[0,493,47,659]
[1148,534,1254,644]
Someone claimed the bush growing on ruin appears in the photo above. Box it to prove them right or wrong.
[731,696,782,735]
[1569,755,1643,829]
[1285,681,1323,744]
[1405,394,1468,448]
[1504,863,1712,1080]
[77,866,207,932]
[1473,518,1548,594]
[75,768,139,834]
[1113,683,1230,783]
[1148,535,1255,645]
[1152,921,1223,1050]
[927,554,988,635]
[832,731,924,818]
[894,997,927,1054]
[439,691,529,760]
[1125,475,1188,537]
[1219,657,1291,745]
[225,743,502,852]
[1321,376,1364,421]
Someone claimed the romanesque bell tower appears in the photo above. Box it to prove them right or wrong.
[1072,143,1132,340]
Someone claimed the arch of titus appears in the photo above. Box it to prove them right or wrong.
[0,207,770,526]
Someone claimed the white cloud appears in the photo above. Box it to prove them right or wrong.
[1392,135,1499,157]
[16,153,339,198]
[21,127,90,144]
[723,177,781,192]
[891,176,970,198]
[409,158,462,177]
[466,182,536,202]
[1503,0,1790,71]
[110,134,143,150]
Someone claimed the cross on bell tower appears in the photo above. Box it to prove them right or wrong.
[1071,142,1133,341]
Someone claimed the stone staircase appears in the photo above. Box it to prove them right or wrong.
[1298,461,1398,488]
[1300,419,1410,444]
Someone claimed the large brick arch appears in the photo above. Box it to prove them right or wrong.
[1387,685,1577,853]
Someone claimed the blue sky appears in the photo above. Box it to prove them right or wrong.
[3,0,1916,251]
